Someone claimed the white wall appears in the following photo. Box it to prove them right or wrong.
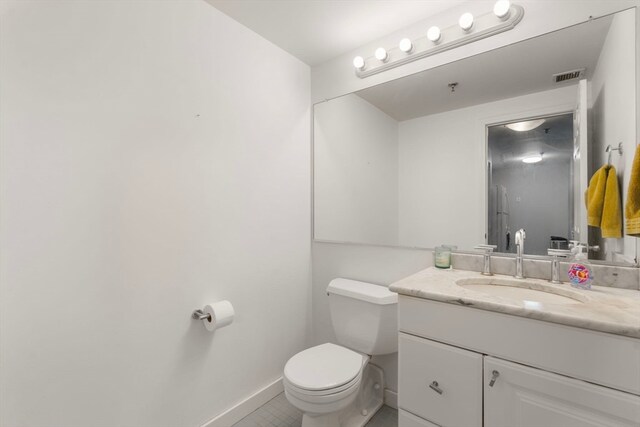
[397,86,577,251]
[397,108,485,249]
[0,1,310,426]
[314,94,399,245]
[590,9,638,263]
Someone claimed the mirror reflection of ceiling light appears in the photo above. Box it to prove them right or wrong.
[494,0,511,19]
[506,119,546,132]
[459,13,474,32]
[399,38,413,53]
[522,154,543,164]
[427,26,441,43]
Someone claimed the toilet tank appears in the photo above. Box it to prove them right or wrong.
[327,278,398,355]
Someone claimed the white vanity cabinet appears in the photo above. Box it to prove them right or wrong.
[399,333,482,427]
[397,296,640,427]
[484,357,640,427]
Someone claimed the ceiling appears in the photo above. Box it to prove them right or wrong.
[355,15,612,121]
[205,0,465,66]
[489,114,574,168]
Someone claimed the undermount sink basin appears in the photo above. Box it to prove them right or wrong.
[455,277,587,306]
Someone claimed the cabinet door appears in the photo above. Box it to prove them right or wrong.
[484,357,640,427]
[399,333,483,427]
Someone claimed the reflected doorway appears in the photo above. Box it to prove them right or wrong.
[487,114,574,256]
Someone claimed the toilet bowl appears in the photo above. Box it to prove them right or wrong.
[283,343,382,427]
[283,279,397,427]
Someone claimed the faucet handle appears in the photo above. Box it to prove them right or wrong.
[547,249,571,258]
[548,249,571,284]
[474,244,497,253]
[569,241,600,252]
[475,245,497,276]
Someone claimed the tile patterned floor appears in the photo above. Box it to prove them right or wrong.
[365,404,398,427]
[232,392,398,427]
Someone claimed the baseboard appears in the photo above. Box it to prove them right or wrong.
[384,388,398,409]
[202,377,284,427]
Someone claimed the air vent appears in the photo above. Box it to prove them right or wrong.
[553,68,585,83]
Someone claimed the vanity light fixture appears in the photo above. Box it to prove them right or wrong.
[427,26,442,43]
[399,38,413,53]
[506,118,546,132]
[353,1,524,78]
[493,0,511,19]
[459,13,474,32]
[522,154,543,164]
[375,47,389,62]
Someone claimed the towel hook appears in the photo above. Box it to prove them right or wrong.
[606,142,623,165]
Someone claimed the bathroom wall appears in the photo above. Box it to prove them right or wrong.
[314,94,399,245]
[0,1,310,426]
[590,9,638,263]
[311,0,640,398]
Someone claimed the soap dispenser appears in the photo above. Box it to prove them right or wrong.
[567,242,594,290]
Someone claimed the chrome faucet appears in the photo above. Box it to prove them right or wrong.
[475,244,497,276]
[515,229,526,279]
[547,249,571,284]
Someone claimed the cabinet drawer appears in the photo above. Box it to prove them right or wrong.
[484,357,640,427]
[399,333,483,427]
[399,296,640,395]
[399,409,439,427]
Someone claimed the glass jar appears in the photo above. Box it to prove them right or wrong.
[434,246,452,269]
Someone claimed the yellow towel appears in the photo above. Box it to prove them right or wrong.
[601,165,621,238]
[587,166,608,227]
[586,164,622,238]
[625,145,640,236]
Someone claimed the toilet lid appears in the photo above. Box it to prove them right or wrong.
[284,343,364,391]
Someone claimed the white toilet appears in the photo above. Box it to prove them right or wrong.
[283,278,398,427]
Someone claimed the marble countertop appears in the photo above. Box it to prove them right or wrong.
[389,267,640,339]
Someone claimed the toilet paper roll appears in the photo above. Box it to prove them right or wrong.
[203,301,234,332]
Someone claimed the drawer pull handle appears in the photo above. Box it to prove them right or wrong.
[489,370,500,387]
[429,381,443,394]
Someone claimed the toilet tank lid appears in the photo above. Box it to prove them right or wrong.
[327,278,397,305]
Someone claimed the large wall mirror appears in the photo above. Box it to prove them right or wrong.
[314,8,638,265]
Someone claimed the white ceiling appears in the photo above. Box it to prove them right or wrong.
[205,0,465,66]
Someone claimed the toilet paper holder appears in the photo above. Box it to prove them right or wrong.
[192,309,211,322]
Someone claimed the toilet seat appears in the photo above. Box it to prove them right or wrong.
[284,343,366,394]
[284,371,361,397]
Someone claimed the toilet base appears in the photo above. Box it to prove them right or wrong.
[300,363,385,427]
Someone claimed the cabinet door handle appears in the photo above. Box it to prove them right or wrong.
[429,381,443,394]
[489,370,500,387]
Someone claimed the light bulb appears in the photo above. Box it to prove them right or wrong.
[375,47,388,62]
[505,119,546,132]
[427,26,441,43]
[493,0,511,19]
[399,38,413,53]
[522,154,543,164]
[353,56,365,70]
[459,13,474,32]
